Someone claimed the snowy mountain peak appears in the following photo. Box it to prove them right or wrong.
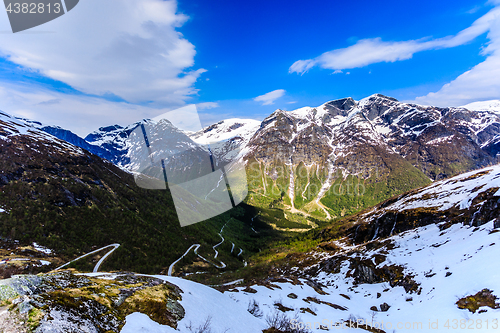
[190,118,260,145]
[462,100,500,112]
[188,118,261,162]
[0,110,85,156]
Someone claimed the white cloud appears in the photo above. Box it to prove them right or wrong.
[0,0,203,105]
[0,82,195,137]
[413,54,500,107]
[290,6,500,74]
[196,102,220,110]
[253,89,286,105]
[413,4,500,106]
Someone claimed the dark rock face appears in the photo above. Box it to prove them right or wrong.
[380,302,390,312]
[84,123,142,166]
[40,126,111,160]
[323,97,356,117]
[358,94,399,121]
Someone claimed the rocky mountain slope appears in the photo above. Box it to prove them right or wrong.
[243,94,500,220]
[0,110,258,275]
[189,118,261,162]
[33,95,500,224]
[222,163,500,333]
[84,122,145,166]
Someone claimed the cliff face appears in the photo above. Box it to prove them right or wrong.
[31,95,500,222]
[241,94,500,219]
[0,110,228,274]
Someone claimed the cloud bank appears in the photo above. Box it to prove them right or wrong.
[0,0,203,105]
[0,82,190,137]
[289,6,500,74]
[415,4,500,106]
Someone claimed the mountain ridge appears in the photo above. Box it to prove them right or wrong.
[17,94,500,224]
[1,98,500,332]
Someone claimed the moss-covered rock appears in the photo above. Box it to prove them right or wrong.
[0,271,185,333]
[457,289,500,313]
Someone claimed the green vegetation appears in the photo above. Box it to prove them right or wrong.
[27,307,44,332]
[293,162,325,210]
[456,289,500,313]
[321,159,430,219]
[0,135,290,275]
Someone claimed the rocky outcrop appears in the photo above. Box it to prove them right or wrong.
[0,271,184,332]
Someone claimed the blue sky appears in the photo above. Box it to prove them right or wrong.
[0,0,499,135]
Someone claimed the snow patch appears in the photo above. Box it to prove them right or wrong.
[33,242,52,255]
[426,135,454,145]
[462,100,500,112]
[121,312,177,333]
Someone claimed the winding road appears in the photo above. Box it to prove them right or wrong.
[55,244,120,272]
[168,219,248,276]
[167,244,201,276]
[213,234,224,259]
[167,241,226,276]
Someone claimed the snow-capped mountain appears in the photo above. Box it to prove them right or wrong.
[15,117,121,164]
[242,94,500,219]
[126,118,213,184]
[462,100,500,112]
[248,94,500,174]
[85,122,145,166]
[0,111,85,157]
[188,118,261,162]
[224,164,500,333]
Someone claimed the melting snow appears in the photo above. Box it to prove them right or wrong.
[33,242,53,254]
[388,165,500,212]
[426,135,454,145]
[226,220,500,333]
[120,275,265,333]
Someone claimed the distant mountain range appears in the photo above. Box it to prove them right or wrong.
[21,94,500,221]
[0,110,249,274]
[2,148,499,333]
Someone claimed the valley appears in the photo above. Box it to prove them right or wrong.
[0,95,500,332]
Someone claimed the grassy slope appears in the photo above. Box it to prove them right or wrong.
[0,134,285,275]
[244,150,431,223]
